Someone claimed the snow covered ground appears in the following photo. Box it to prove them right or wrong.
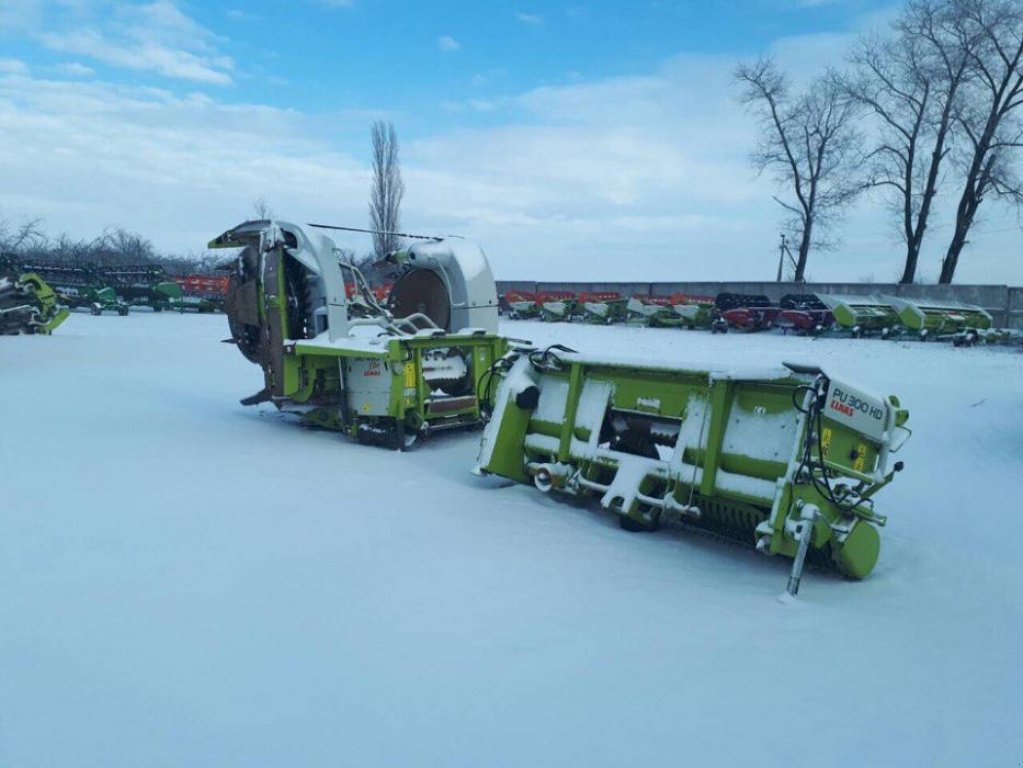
[2,311,1021,767]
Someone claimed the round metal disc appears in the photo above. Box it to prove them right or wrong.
[390,269,450,331]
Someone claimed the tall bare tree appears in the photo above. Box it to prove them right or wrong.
[938,0,1023,283]
[736,59,863,281]
[369,120,405,259]
[843,0,971,283]
[0,215,45,258]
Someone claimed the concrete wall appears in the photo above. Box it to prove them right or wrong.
[496,280,1023,329]
[1009,288,1023,330]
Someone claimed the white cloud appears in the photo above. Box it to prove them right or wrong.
[39,1,234,85]
[226,9,258,22]
[54,61,95,77]
[515,12,544,26]
[0,0,42,33]
[0,73,369,254]
[0,58,29,75]
[438,35,461,53]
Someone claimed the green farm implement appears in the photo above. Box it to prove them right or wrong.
[626,294,717,329]
[14,261,128,315]
[888,297,992,338]
[577,292,627,324]
[0,270,70,334]
[670,294,718,329]
[213,220,505,449]
[818,294,903,338]
[97,265,183,311]
[537,291,578,322]
[476,347,910,593]
[504,290,540,320]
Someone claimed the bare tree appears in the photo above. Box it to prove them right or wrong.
[369,120,405,259]
[736,59,863,281]
[938,0,1023,283]
[0,214,46,257]
[843,1,971,283]
[252,196,275,220]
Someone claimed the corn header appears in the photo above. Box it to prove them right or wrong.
[537,291,577,322]
[476,346,910,593]
[576,291,627,324]
[626,294,718,329]
[503,290,540,319]
[213,220,505,449]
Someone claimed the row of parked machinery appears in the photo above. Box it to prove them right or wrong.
[0,254,234,322]
[216,219,913,596]
[503,288,1018,346]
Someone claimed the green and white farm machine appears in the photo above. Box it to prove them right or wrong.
[214,220,506,449]
[0,266,70,335]
[576,291,628,324]
[818,293,996,341]
[217,220,913,594]
[626,294,718,329]
[537,291,578,322]
[475,349,911,593]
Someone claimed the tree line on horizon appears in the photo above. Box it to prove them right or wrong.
[736,0,1023,284]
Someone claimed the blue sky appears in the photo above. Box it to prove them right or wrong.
[0,0,1019,283]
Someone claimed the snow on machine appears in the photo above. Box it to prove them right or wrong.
[213,220,506,449]
[475,346,910,593]
[887,296,993,338]
[577,291,627,324]
[715,293,779,332]
[776,293,835,335]
[625,294,718,329]
[817,294,903,338]
[537,290,578,322]
[503,290,540,320]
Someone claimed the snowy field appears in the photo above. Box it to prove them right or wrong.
[2,311,1021,768]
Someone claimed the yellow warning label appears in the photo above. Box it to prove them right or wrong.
[853,443,867,472]
[404,363,416,388]
[821,428,832,457]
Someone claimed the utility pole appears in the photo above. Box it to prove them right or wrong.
[776,233,794,282]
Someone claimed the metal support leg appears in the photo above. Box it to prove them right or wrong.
[786,505,820,597]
